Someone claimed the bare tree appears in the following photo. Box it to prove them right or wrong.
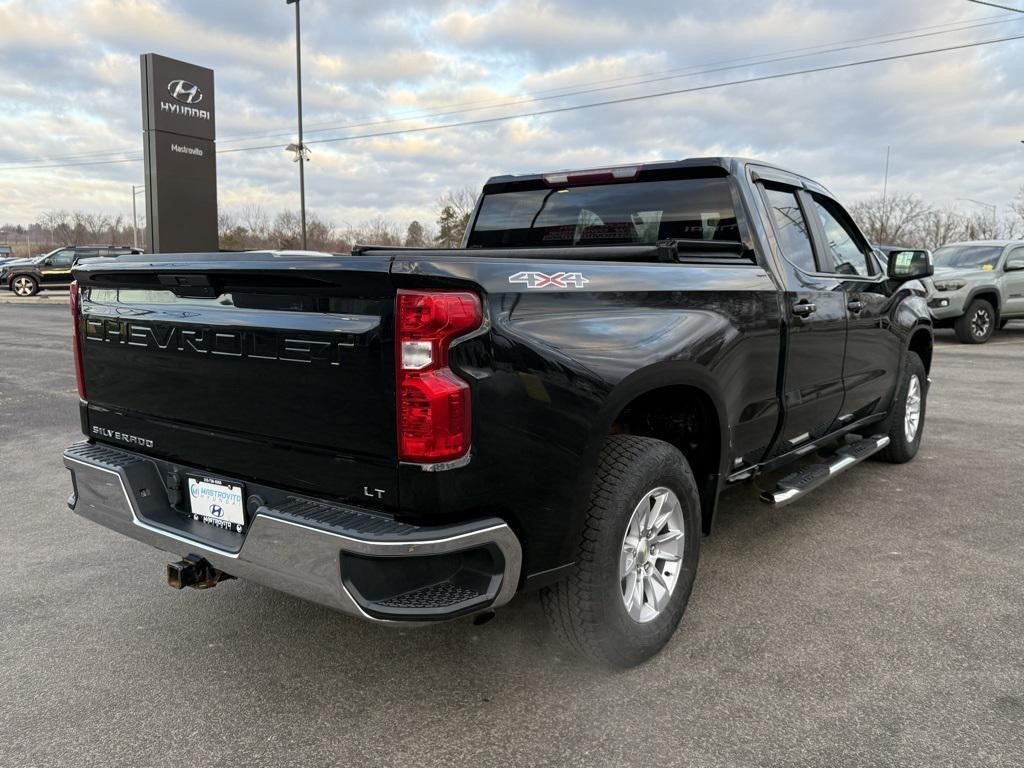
[360,217,403,246]
[270,211,303,249]
[960,210,1006,241]
[240,204,270,242]
[218,211,250,250]
[434,187,477,247]
[305,214,336,250]
[850,194,932,246]
[39,210,74,245]
[919,207,967,251]
[108,214,124,244]
[12,198,477,257]
[1009,186,1024,239]
[436,187,477,219]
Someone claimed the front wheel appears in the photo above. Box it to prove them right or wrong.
[541,435,701,667]
[10,275,39,297]
[954,298,995,343]
[877,351,927,463]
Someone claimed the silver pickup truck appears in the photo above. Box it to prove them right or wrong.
[924,240,1024,343]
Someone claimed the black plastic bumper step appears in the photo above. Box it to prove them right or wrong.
[378,581,485,610]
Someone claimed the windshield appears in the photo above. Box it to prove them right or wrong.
[933,245,1003,269]
[467,177,739,248]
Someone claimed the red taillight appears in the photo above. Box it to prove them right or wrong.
[396,290,482,463]
[69,281,87,400]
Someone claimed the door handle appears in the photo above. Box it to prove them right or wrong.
[847,299,865,313]
[792,301,817,317]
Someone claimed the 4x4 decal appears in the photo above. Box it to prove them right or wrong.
[509,271,590,289]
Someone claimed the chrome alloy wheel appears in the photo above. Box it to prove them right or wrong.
[904,374,922,443]
[619,487,686,623]
[971,307,991,339]
[12,277,34,296]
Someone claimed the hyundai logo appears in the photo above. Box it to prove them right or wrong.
[209,504,224,518]
[168,79,203,105]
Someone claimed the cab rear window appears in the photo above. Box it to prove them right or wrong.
[467,178,739,248]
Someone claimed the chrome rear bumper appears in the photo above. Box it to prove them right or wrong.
[63,441,522,622]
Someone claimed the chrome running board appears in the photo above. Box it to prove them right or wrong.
[759,435,890,507]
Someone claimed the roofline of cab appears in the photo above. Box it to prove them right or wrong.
[481,156,831,197]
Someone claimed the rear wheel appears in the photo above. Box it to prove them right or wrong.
[954,298,995,343]
[10,275,38,297]
[877,351,927,463]
[541,435,701,667]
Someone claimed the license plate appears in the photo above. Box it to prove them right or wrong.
[187,476,246,532]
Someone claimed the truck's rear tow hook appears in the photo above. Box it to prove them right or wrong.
[167,554,234,590]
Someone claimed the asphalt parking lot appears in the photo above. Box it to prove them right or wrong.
[1,304,1022,768]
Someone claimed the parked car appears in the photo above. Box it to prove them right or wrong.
[0,245,28,269]
[924,240,1024,343]
[61,157,934,666]
[2,245,143,296]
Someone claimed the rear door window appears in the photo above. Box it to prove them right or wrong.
[762,187,817,274]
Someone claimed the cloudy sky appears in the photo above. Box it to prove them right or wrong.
[1,0,1023,230]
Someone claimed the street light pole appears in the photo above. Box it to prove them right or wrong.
[131,184,144,249]
[287,0,307,250]
[957,197,997,217]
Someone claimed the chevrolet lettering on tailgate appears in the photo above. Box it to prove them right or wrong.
[84,318,356,365]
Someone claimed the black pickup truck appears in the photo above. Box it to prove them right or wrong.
[63,157,934,666]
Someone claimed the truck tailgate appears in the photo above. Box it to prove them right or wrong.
[73,253,399,508]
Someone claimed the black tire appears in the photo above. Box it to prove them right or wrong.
[877,351,927,463]
[954,298,996,344]
[9,274,39,297]
[541,435,701,667]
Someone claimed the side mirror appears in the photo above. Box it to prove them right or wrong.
[1006,260,1024,272]
[42,257,52,266]
[887,249,933,282]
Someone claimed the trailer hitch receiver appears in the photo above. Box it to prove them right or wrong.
[167,554,233,590]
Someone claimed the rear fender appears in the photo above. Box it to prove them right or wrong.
[561,362,729,553]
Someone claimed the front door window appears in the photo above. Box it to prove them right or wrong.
[811,200,872,277]
[50,250,75,268]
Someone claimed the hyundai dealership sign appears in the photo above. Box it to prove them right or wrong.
[140,53,217,253]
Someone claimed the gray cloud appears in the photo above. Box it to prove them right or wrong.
[0,0,1022,230]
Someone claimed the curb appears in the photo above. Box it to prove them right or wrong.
[0,294,70,305]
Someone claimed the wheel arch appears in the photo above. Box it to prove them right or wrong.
[966,286,1001,317]
[589,362,729,536]
[907,325,933,374]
